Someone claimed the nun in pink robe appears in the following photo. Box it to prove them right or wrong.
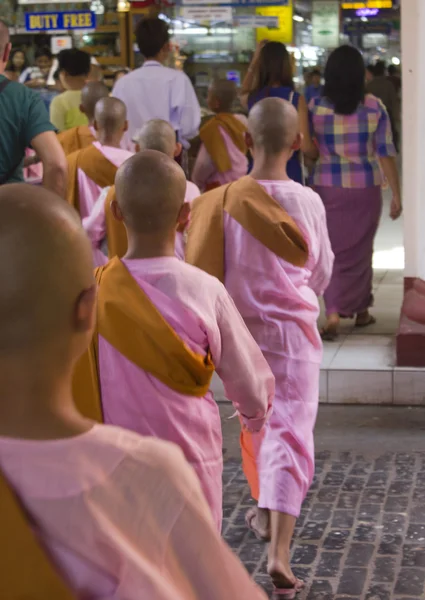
[223,180,334,517]
[98,257,274,530]
[0,425,268,599]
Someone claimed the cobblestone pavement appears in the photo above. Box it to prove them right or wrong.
[222,451,425,599]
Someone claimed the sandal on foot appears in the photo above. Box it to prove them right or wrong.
[355,315,376,328]
[245,508,270,542]
[320,327,338,341]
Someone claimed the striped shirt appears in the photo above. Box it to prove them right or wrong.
[309,94,396,188]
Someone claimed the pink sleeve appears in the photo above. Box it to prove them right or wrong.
[82,187,108,250]
[191,143,216,192]
[309,200,334,296]
[213,290,274,431]
[165,455,268,600]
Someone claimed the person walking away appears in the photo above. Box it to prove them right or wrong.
[0,22,67,196]
[304,68,323,104]
[66,97,132,226]
[366,60,399,151]
[310,46,401,339]
[50,49,91,132]
[240,41,317,184]
[73,150,273,530]
[112,17,201,152]
[186,97,333,596]
[0,182,269,600]
[192,79,248,192]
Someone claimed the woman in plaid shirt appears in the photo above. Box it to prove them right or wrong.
[309,45,402,340]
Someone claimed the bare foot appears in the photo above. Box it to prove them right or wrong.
[245,507,271,541]
[268,556,302,590]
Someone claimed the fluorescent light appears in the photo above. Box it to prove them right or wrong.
[293,15,304,22]
[392,56,400,65]
[361,16,368,22]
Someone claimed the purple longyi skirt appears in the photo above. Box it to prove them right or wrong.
[315,185,383,318]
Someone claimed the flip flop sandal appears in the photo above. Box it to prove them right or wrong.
[320,327,338,342]
[355,315,376,328]
[245,508,270,542]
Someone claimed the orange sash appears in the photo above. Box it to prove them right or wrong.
[73,258,215,419]
[0,469,76,599]
[200,113,247,173]
[57,125,95,156]
[104,185,128,259]
[66,145,117,215]
[185,176,309,282]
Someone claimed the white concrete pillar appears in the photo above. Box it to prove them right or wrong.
[401,0,425,279]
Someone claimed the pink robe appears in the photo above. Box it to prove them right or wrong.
[99,257,274,529]
[192,115,248,192]
[0,425,268,599]
[224,179,334,516]
[83,181,200,263]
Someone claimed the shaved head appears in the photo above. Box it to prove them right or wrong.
[0,20,10,60]
[115,150,187,234]
[0,185,94,356]
[248,97,299,154]
[134,119,176,158]
[81,81,110,121]
[94,97,127,136]
[209,79,237,112]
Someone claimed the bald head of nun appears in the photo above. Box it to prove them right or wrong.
[80,81,110,122]
[208,79,237,113]
[134,119,181,159]
[113,150,188,237]
[247,97,300,156]
[0,185,96,364]
[0,20,11,67]
[94,97,128,143]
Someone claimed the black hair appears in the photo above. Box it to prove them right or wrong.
[35,46,52,61]
[387,64,398,76]
[311,68,321,77]
[6,48,28,72]
[374,60,386,77]
[366,64,376,76]
[323,45,365,115]
[254,42,294,93]
[136,18,169,58]
[58,48,90,77]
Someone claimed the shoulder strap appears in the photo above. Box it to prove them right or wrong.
[0,79,23,186]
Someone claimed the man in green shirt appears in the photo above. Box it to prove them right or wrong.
[0,21,67,196]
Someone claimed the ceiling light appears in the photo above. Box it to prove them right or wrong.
[293,15,304,22]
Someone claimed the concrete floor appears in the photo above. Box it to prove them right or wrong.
[221,403,425,459]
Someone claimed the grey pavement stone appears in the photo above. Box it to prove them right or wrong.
[222,450,425,599]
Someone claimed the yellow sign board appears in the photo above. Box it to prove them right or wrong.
[256,1,293,45]
[341,1,392,8]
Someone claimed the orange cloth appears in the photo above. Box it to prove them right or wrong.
[185,176,309,283]
[57,125,95,156]
[240,429,260,501]
[104,185,128,259]
[66,145,117,215]
[73,257,215,419]
[199,113,247,173]
[0,468,76,599]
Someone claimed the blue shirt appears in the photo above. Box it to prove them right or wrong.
[248,86,302,184]
[305,84,323,105]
